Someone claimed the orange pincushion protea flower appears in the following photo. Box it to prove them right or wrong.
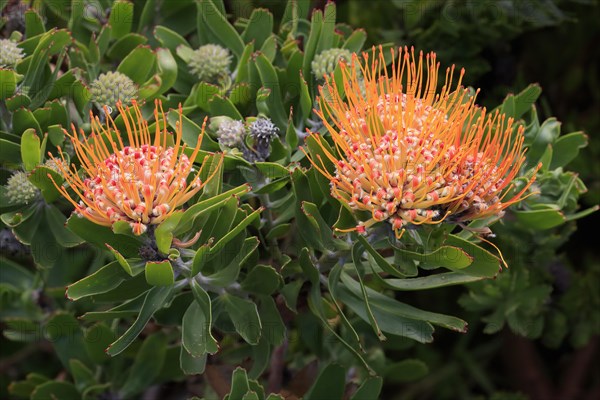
[307,46,539,238]
[50,100,220,235]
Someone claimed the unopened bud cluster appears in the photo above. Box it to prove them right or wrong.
[5,171,38,204]
[312,48,353,79]
[216,117,279,163]
[90,72,138,109]
[0,39,24,69]
[188,44,232,83]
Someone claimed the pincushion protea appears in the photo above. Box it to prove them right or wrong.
[306,46,540,238]
[49,100,221,235]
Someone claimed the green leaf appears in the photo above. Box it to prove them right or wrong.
[154,25,190,52]
[31,382,79,400]
[66,215,144,257]
[0,69,19,99]
[336,282,435,343]
[395,245,473,271]
[117,45,156,85]
[69,359,96,391]
[155,48,178,95]
[356,235,408,278]
[228,367,250,400]
[106,33,148,60]
[304,364,346,400]
[180,346,207,375]
[44,205,84,247]
[109,0,134,39]
[255,53,288,130]
[106,285,173,356]
[209,207,262,254]
[6,93,31,111]
[241,265,283,295]
[550,131,588,169]
[220,294,261,345]
[513,207,566,230]
[154,211,183,254]
[316,2,336,53]
[343,29,366,53]
[28,165,63,203]
[209,95,243,120]
[280,280,303,312]
[341,273,468,333]
[258,296,285,346]
[385,359,429,383]
[498,84,542,119]
[12,108,41,136]
[20,129,41,171]
[25,9,45,37]
[120,333,167,397]
[350,243,385,340]
[84,323,116,363]
[350,376,383,400]
[242,9,273,48]
[444,235,501,278]
[303,9,323,86]
[145,260,174,286]
[197,0,244,58]
[72,80,91,115]
[176,184,251,234]
[181,301,211,357]
[0,139,21,163]
[299,73,312,122]
[45,313,92,370]
[185,280,220,355]
[66,261,130,301]
[383,272,486,290]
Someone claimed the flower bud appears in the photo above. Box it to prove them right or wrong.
[312,48,353,79]
[216,119,246,148]
[187,44,232,83]
[5,171,38,204]
[90,71,138,109]
[0,38,24,69]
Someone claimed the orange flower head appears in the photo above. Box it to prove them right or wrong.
[50,100,221,235]
[306,46,539,238]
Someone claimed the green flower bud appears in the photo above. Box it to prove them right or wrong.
[312,48,353,79]
[90,71,138,109]
[5,171,39,205]
[217,119,246,148]
[0,38,24,69]
[188,44,232,83]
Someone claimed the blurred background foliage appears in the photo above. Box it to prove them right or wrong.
[1,0,598,399]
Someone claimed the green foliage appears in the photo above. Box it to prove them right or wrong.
[1,0,597,399]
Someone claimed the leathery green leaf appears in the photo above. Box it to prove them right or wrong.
[154,211,184,254]
[20,129,41,170]
[66,261,130,301]
[106,285,173,356]
[145,260,174,286]
[220,294,261,345]
[120,333,167,397]
[395,245,473,271]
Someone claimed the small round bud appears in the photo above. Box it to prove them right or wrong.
[249,118,279,146]
[90,71,138,109]
[312,48,353,79]
[5,171,39,204]
[188,44,232,83]
[216,119,246,148]
[0,38,25,69]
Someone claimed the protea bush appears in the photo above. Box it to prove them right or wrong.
[1,1,597,399]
